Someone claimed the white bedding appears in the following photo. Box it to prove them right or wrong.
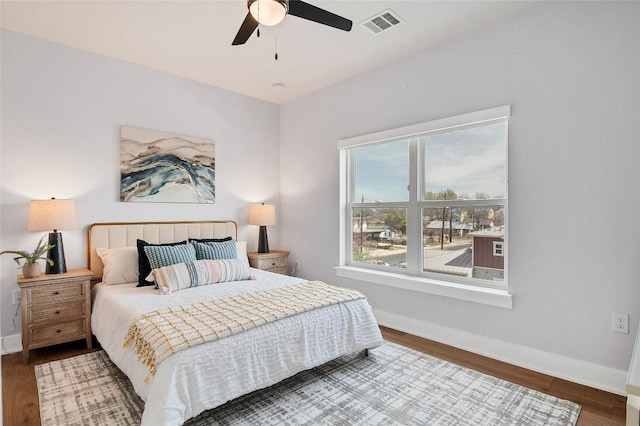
[91,268,383,425]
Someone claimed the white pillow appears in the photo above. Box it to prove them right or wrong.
[236,241,250,269]
[96,247,139,285]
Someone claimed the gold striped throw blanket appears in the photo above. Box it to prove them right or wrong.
[123,281,364,380]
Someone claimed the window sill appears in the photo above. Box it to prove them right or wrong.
[335,266,513,309]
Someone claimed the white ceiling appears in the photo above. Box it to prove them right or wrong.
[0,1,540,104]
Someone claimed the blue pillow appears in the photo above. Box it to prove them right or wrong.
[192,240,237,260]
[136,239,188,287]
[143,243,197,282]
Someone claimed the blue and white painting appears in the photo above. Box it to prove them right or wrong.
[120,126,215,203]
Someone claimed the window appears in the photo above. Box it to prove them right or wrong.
[339,106,509,293]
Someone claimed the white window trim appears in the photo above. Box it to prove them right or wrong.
[335,266,513,309]
[338,105,511,150]
[493,241,505,257]
[338,105,512,309]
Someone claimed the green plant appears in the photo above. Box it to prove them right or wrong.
[0,234,55,268]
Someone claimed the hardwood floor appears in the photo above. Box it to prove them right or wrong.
[2,328,626,425]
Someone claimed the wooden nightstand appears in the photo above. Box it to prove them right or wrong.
[18,268,93,364]
[247,250,290,275]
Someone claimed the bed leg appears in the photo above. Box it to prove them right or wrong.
[364,348,369,357]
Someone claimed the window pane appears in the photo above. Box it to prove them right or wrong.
[352,207,406,268]
[352,140,409,203]
[423,121,506,200]
[423,205,504,282]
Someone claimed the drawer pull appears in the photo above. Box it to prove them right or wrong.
[55,310,61,315]
[54,291,60,295]
[56,329,61,334]
[272,262,276,266]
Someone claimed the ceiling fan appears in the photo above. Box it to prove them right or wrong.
[232,0,353,46]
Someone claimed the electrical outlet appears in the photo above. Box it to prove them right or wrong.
[612,312,629,333]
[12,289,21,306]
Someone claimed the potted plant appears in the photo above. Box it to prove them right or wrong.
[0,234,55,278]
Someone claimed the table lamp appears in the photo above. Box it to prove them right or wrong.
[28,198,79,274]
[249,203,276,253]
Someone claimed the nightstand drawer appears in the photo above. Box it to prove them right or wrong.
[269,267,288,275]
[28,281,85,304]
[29,301,86,324]
[258,257,286,269]
[30,319,86,346]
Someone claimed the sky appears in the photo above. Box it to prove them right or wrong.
[353,121,507,203]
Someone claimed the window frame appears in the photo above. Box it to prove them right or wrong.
[337,106,512,308]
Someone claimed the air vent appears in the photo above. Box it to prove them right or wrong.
[360,9,403,34]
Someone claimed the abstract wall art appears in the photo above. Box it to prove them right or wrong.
[120,126,216,203]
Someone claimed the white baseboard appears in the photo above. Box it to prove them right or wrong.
[374,309,627,396]
[1,333,22,355]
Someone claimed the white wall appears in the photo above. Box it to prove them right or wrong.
[0,30,281,337]
[279,0,640,376]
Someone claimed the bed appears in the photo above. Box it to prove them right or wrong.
[88,221,383,425]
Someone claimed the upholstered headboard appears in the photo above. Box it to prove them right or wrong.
[87,221,238,280]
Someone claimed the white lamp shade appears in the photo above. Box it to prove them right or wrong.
[249,0,287,26]
[249,203,276,226]
[28,198,79,232]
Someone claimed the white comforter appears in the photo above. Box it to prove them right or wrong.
[91,269,383,425]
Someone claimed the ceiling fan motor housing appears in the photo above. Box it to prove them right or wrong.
[249,0,289,26]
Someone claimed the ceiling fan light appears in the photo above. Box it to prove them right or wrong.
[249,0,287,26]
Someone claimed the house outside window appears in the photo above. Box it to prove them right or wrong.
[339,106,509,291]
[493,241,505,257]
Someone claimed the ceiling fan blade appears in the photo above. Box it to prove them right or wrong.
[232,13,259,45]
[288,0,353,32]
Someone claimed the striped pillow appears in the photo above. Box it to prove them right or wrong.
[143,243,197,281]
[192,240,237,260]
[147,259,255,294]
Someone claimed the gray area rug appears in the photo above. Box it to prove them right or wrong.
[35,341,580,425]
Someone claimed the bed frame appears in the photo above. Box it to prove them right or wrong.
[87,220,237,280]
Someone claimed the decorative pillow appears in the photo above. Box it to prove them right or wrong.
[147,258,255,294]
[136,239,188,287]
[96,247,139,285]
[235,241,250,269]
[143,243,196,276]
[192,240,237,260]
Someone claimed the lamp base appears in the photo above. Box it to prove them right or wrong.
[258,225,269,254]
[46,232,67,274]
